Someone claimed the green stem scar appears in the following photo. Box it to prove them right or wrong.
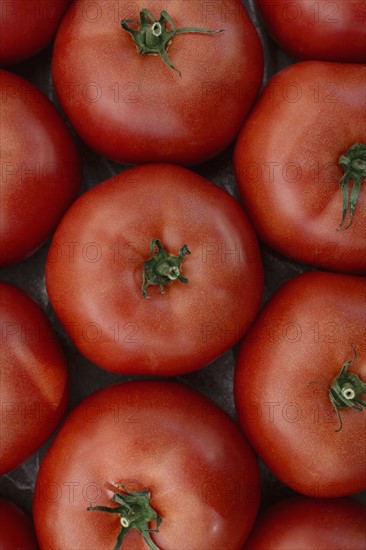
[142,239,191,297]
[309,346,366,432]
[121,8,224,76]
[87,486,162,550]
[338,144,366,230]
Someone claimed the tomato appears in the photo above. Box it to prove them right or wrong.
[51,0,263,165]
[0,282,69,474]
[46,163,263,376]
[0,0,71,66]
[256,0,366,63]
[33,380,260,549]
[234,61,366,274]
[0,498,39,550]
[244,496,366,550]
[234,271,366,498]
[0,70,81,266]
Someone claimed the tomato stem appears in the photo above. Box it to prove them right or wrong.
[310,346,366,431]
[87,486,162,550]
[142,239,191,298]
[338,144,366,230]
[121,8,224,76]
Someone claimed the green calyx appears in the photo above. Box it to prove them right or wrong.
[87,486,162,550]
[329,347,366,432]
[121,8,224,76]
[142,239,191,297]
[310,346,366,432]
[338,143,366,230]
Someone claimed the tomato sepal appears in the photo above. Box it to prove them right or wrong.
[338,143,366,230]
[142,239,191,297]
[121,8,224,76]
[310,346,366,432]
[87,486,162,550]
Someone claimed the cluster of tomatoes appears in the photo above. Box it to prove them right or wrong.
[0,1,365,549]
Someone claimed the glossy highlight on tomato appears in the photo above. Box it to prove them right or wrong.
[0,70,81,266]
[235,271,366,498]
[52,0,263,165]
[257,0,366,63]
[34,381,261,550]
[0,282,69,474]
[46,163,263,376]
[234,61,366,274]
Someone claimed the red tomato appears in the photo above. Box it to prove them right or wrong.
[51,0,263,165]
[235,272,366,498]
[257,0,366,63]
[234,61,366,274]
[46,164,263,376]
[0,498,39,550]
[0,282,69,474]
[0,0,71,66]
[244,496,366,550]
[33,381,260,549]
[0,70,81,266]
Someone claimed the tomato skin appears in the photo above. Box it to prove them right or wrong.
[257,0,366,63]
[0,498,39,550]
[33,380,260,549]
[46,163,263,376]
[234,272,366,498]
[51,0,263,165]
[0,0,71,66]
[0,282,69,474]
[0,70,81,266]
[234,61,366,274]
[244,496,366,550]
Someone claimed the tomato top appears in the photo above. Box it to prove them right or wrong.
[257,0,366,63]
[234,61,366,274]
[235,271,366,498]
[51,0,263,165]
[46,163,263,376]
[34,381,260,550]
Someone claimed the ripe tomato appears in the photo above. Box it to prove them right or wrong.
[33,381,260,549]
[0,282,69,474]
[234,61,366,274]
[51,0,263,165]
[0,498,39,550]
[46,163,263,376]
[257,0,366,63]
[244,496,366,550]
[0,70,81,266]
[0,0,71,66]
[235,272,366,498]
